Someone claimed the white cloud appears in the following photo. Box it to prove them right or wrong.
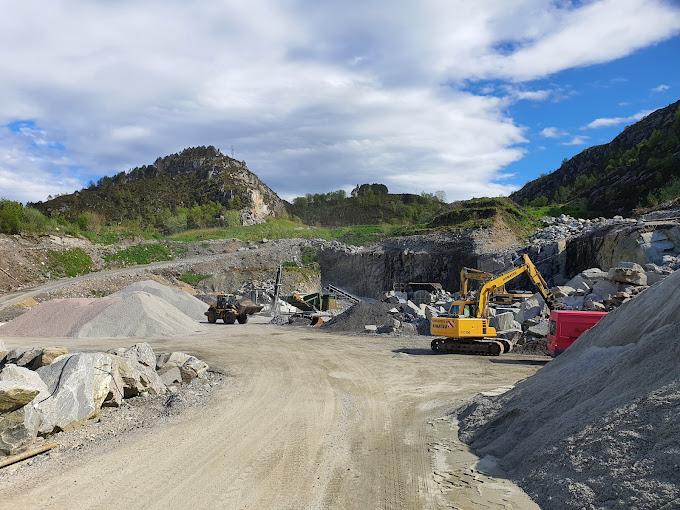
[540,127,568,139]
[652,84,671,92]
[0,0,678,202]
[584,109,654,129]
[562,135,590,146]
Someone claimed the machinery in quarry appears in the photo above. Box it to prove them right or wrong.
[431,254,559,355]
[206,294,263,324]
[460,267,534,305]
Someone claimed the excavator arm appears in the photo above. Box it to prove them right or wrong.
[475,254,556,318]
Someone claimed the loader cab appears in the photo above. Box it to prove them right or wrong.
[216,294,236,309]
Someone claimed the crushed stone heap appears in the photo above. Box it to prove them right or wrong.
[456,268,680,510]
[0,281,207,338]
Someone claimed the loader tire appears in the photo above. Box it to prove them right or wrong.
[207,311,217,324]
[224,312,236,325]
[237,315,249,324]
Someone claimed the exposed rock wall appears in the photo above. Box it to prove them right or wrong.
[319,231,517,298]
[319,220,680,297]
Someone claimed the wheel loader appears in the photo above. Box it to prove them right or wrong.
[205,294,263,325]
[430,254,558,355]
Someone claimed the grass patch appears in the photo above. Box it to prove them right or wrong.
[168,218,415,246]
[46,248,93,277]
[104,243,173,266]
[429,197,541,238]
[179,272,211,286]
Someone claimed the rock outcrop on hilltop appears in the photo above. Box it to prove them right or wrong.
[34,146,286,226]
[511,100,680,217]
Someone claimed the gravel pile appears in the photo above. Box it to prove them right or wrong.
[0,282,207,338]
[456,268,680,509]
[323,302,399,333]
[115,280,207,320]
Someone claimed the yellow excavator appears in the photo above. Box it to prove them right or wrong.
[430,254,557,355]
[460,267,534,305]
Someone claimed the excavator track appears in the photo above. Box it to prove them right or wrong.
[431,338,506,356]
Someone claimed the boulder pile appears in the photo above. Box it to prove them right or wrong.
[529,214,636,247]
[501,261,678,353]
[0,343,210,457]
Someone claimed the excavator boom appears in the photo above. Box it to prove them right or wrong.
[431,254,556,355]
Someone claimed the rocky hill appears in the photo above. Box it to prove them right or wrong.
[34,146,286,226]
[511,100,680,216]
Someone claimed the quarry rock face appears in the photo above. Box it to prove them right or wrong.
[319,232,504,298]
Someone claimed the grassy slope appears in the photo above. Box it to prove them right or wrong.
[168,219,423,246]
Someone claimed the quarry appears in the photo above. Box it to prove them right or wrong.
[1,201,679,509]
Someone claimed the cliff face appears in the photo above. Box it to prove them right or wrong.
[35,146,286,226]
[319,227,523,298]
[319,220,680,298]
[511,100,680,216]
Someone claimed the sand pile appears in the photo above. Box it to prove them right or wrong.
[323,302,398,333]
[0,282,207,338]
[115,280,207,320]
[457,269,680,509]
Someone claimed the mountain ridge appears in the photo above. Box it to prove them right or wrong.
[511,99,680,216]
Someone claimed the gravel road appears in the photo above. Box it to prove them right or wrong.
[0,319,545,509]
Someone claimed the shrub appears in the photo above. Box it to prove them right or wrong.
[179,272,211,286]
[0,200,24,234]
[46,248,93,277]
[104,243,173,266]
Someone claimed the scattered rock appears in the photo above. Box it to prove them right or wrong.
[156,352,209,383]
[608,262,647,286]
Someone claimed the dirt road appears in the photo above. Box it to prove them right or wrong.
[0,322,544,509]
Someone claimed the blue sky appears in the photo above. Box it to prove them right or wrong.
[504,36,680,188]
[0,0,679,203]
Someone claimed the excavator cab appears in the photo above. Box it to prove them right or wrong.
[446,300,477,318]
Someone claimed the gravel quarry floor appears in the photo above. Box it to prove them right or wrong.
[0,316,547,510]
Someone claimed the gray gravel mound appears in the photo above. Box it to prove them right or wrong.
[115,280,207,320]
[0,287,206,338]
[456,269,680,510]
[323,302,397,333]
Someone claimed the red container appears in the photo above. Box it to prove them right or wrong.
[547,310,607,356]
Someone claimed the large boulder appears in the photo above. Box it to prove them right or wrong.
[156,352,209,383]
[4,348,43,370]
[516,294,548,324]
[490,312,515,331]
[0,365,49,456]
[608,262,647,286]
[0,405,41,456]
[111,356,166,399]
[0,365,49,412]
[0,382,40,413]
[590,280,626,302]
[0,340,7,362]
[35,353,118,433]
[38,347,69,367]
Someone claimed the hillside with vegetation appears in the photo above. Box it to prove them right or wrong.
[511,100,680,216]
[32,146,286,233]
[289,184,449,226]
